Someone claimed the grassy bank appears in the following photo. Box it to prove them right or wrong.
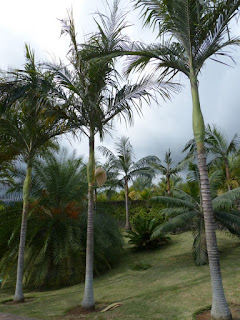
[0,232,240,320]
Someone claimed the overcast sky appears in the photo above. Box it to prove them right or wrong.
[1,0,240,166]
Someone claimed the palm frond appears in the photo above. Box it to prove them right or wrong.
[151,210,197,238]
[213,187,240,210]
[151,195,196,210]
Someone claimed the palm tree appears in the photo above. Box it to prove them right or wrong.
[91,1,240,317]
[47,1,174,309]
[183,124,240,192]
[152,149,184,196]
[206,124,239,191]
[97,160,120,201]
[157,174,183,195]
[0,46,68,302]
[0,149,122,288]
[99,136,155,229]
[152,186,240,266]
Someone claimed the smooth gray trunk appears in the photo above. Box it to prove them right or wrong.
[197,145,232,320]
[81,183,95,309]
[82,130,95,309]
[191,71,231,319]
[14,163,32,302]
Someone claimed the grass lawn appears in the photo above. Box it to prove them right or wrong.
[0,232,240,320]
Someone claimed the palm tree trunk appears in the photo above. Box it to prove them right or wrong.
[191,74,232,320]
[124,176,131,230]
[14,160,32,302]
[82,128,95,310]
[166,174,171,196]
[225,160,231,191]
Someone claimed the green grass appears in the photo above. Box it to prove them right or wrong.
[1,232,240,320]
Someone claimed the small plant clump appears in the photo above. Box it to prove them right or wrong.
[130,262,152,271]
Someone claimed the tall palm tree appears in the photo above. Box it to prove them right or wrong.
[157,174,183,195]
[0,46,68,302]
[90,1,240,317]
[206,124,239,191]
[152,149,184,196]
[183,124,240,192]
[99,136,155,229]
[48,1,174,309]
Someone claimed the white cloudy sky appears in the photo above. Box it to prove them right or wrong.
[1,0,240,165]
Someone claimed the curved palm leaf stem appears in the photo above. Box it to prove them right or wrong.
[14,160,32,302]
[82,129,95,310]
[191,75,232,320]
[124,176,131,230]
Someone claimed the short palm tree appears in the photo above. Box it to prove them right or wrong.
[99,136,155,229]
[152,187,240,266]
[0,149,122,288]
[92,1,240,317]
[47,1,174,309]
[0,46,68,302]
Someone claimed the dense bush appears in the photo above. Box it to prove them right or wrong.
[97,200,165,224]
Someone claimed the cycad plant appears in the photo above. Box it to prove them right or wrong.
[99,136,156,229]
[94,1,240,317]
[47,1,174,309]
[0,46,68,302]
[127,215,168,249]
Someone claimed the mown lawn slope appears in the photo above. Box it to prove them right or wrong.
[0,232,240,320]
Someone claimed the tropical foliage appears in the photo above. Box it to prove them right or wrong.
[127,215,169,249]
[0,45,68,302]
[99,136,155,229]
[0,150,122,288]
[152,187,240,265]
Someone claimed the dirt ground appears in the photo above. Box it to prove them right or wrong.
[56,304,109,320]
[197,304,240,320]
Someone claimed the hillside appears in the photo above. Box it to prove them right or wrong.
[0,232,240,320]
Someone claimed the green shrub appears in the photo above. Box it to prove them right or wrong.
[127,216,169,250]
[130,262,152,271]
[97,200,165,223]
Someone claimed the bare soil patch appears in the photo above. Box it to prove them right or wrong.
[56,304,109,319]
[197,304,240,320]
[1,298,35,305]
